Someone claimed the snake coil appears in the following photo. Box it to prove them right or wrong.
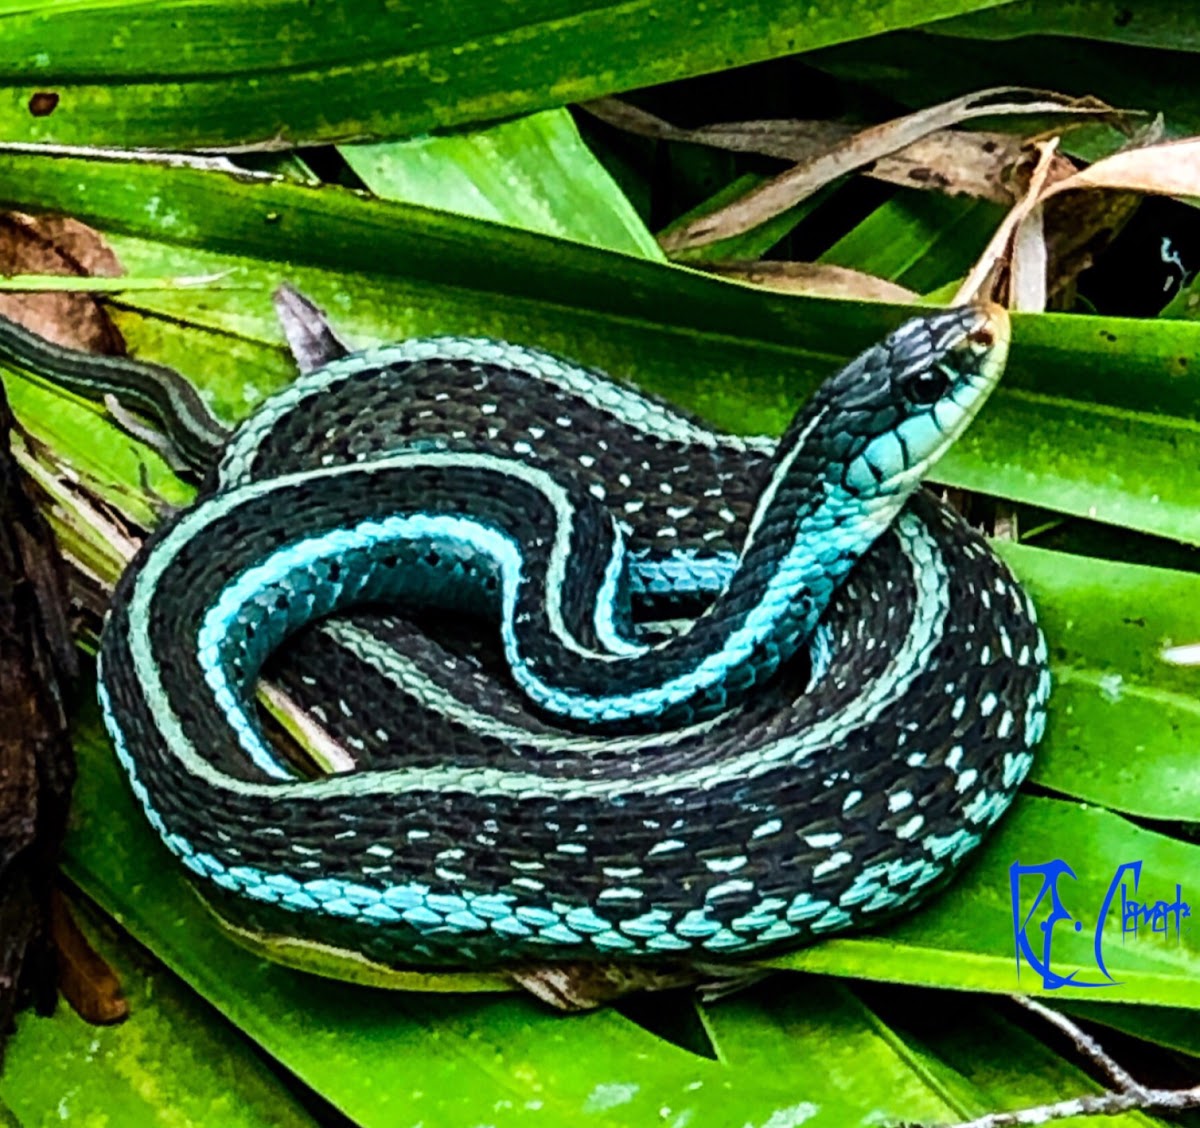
[22,303,1051,974]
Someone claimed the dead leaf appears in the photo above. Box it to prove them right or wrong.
[657,87,1125,254]
[955,140,1062,309]
[960,120,1181,312]
[1010,201,1049,312]
[1041,189,1142,306]
[878,128,1040,203]
[584,98,1076,205]
[0,214,124,353]
[508,960,704,1011]
[51,891,128,1025]
[702,261,918,303]
[273,283,352,374]
[1044,136,1200,199]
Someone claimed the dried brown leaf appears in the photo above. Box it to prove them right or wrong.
[961,122,1182,312]
[703,261,918,303]
[0,214,124,353]
[508,960,704,1011]
[1041,189,1141,306]
[51,891,128,1025]
[1044,137,1200,199]
[273,283,352,374]
[879,129,1030,203]
[956,140,1062,309]
[1010,202,1049,312]
[657,87,1123,255]
[584,98,856,160]
[584,98,1073,206]
[0,381,78,1055]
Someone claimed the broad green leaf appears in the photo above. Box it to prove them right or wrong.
[696,982,961,1125]
[769,796,1200,1008]
[0,155,1194,548]
[0,0,1012,149]
[62,665,1200,1077]
[2,15,1196,1125]
[18,335,1200,1013]
[3,156,1200,811]
[61,696,985,1128]
[1060,1000,1200,1059]
[1014,545,1200,823]
[59,652,1181,1124]
[2,153,1199,1072]
[880,994,1162,1127]
[339,110,662,260]
[4,371,193,528]
[21,299,1200,823]
[0,900,315,1128]
[1160,278,1200,320]
[810,29,1200,149]
[19,309,1200,832]
[937,0,1200,52]
[820,192,1004,295]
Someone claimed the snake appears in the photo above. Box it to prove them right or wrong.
[0,301,1050,976]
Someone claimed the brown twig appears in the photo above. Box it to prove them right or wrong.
[940,1085,1200,1127]
[930,998,1198,1128]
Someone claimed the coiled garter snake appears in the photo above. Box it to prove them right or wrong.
[1,301,1049,981]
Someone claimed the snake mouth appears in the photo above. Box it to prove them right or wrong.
[964,299,1010,350]
[963,301,1009,388]
[867,302,1010,494]
[965,300,1011,375]
[929,301,1011,441]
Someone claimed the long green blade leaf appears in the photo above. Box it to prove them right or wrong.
[0,0,1010,148]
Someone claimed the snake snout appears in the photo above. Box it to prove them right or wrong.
[955,301,1011,381]
[836,303,1009,498]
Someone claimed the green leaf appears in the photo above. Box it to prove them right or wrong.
[1013,544,1200,822]
[0,0,1012,149]
[1060,1000,1200,1059]
[339,109,662,260]
[30,354,1200,1015]
[26,305,1200,974]
[1160,277,1200,320]
[3,154,1199,1104]
[936,0,1200,52]
[4,368,193,528]
[810,28,1200,151]
[63,694,981,1128]
[885,995,1161,1127]
[63,686,1200,1127]
[0,899,316,1128]
[23,304,1199,832]
[769,796,1200,1009]
[819,192,1004,295]
[0,155,1196,549]
[697,982,963,1125]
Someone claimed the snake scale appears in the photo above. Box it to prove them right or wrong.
[3,301,1049,977]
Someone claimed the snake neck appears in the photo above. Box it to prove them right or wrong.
[508,400,915,730]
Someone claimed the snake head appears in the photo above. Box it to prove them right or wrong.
[808,302,1010,500]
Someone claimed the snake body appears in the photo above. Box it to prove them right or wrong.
[4,304,1050,972]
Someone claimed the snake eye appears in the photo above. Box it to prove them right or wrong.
[903,367,951,405]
